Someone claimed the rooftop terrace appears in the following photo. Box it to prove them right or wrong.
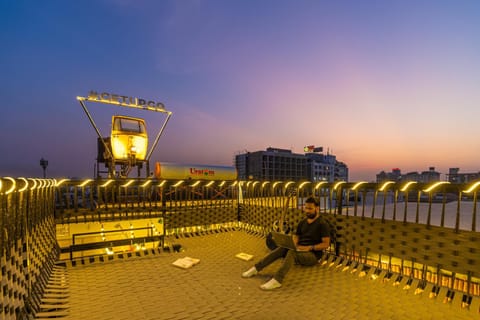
[1,177,480,319]
[58,231,477,319]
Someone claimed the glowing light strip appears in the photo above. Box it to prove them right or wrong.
[252,181,260,187]
[261,181,270,188]
[379,181,394,192]
[423,181,450,193]
[79,179,93,187]
[230,181,238,187]
[314,181,327,190]
[272,181,282,189]
[0,179,2,193]
[285,181,295,189]
[299,181,311,189]
[205,181,214,187]
[219,181,226,187]
[55,179,69,187]
[121,180,135,188]
[351,181,367,191]
[333,181,345,190]
[158,180,167,187]
[246,181,252,188]
[18,178,29,192]
[101,180,114,187]
[28,179,37,190]
[190,181,201,187]
[142,180,152,188]
[463,181,480,193]
[5,177,16,194]
[173,180,184,188]
[400,181,417,192]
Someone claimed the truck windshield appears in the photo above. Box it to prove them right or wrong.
[114,118,146,134]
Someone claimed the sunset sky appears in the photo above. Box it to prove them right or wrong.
[1,0,480,181]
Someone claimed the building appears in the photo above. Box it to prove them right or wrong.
[235,147,306,181]
[447,168,480,184]
[235,147,348,182]
[417,167,441,183]
[376,167,440,183]
[376,168,402,182]
[306,152,348,182]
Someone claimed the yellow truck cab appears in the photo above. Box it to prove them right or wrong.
[111,115,148,162]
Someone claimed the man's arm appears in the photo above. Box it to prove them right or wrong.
[296,236,330,252]
[293,235,311,252]
[312,236,330,251]
[293,234,299,246]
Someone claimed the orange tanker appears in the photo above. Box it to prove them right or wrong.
[154,162,237,181]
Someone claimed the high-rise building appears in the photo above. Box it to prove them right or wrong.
[235,147,348,182]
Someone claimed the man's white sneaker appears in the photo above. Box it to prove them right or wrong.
[260,278,282,290]
[242,266,258,278]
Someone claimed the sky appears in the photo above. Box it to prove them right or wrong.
[1,0,480,181]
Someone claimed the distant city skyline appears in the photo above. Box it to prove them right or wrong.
[1,1,480,181]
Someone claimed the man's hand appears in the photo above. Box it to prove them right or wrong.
[295,245,311,252]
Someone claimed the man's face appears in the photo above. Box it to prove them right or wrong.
[304,203,318,219]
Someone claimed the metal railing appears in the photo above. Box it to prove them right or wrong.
[2,176,480,316]
[0,177,58,318]
[53,178,479,229]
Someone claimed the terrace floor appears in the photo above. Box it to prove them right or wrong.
[52,231,478,320]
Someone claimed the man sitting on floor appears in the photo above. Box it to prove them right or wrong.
[242,196,330,290]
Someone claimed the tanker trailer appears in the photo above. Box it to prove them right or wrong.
[154,162,237,180]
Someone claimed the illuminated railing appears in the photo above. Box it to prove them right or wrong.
[2,176,480,311]
[50,178,480,231]
[0,177,58,317]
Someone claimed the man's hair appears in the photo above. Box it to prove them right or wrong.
[305,196,319,207]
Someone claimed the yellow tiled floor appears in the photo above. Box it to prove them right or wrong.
[60,231,478,320]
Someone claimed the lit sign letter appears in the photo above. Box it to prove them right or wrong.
[88,91,100,100]
[85,90,167,112]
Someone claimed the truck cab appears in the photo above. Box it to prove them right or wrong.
[111,115,148,162]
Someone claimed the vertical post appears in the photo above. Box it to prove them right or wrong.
[472,191,477,232]
[39,158,48,178]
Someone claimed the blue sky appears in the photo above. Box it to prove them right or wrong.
[1,0,480,181]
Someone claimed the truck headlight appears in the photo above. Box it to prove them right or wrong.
[112,136,127,159]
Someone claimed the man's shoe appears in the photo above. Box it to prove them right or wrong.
[260,278,282,290]
[242,266,258,278]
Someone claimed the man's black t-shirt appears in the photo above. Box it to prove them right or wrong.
[295,216,330,258]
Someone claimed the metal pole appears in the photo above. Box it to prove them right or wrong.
[40,158,48,178]
[78,99,114,160]
[146,112,173,161]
